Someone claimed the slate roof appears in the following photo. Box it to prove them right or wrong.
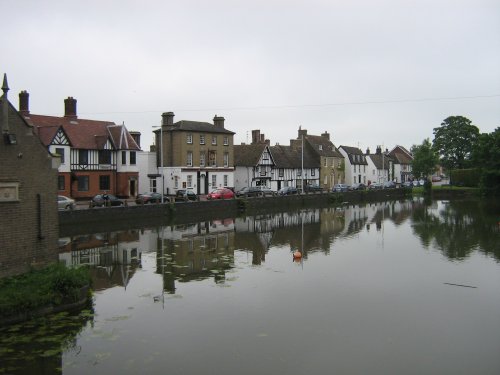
[305,135,343,158]
[24,114,140,150]
[269,145,317,169]
[339,146,369,165]
[233,144,268,166]
[168,120,235,134]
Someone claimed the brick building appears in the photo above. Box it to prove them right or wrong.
[153,112,235,195]
[0,74,59,277]
[19,92,141,200]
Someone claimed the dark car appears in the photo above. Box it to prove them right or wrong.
[92,193,124,207]
[278,186,299,196]
[304,184,323,193]
[236,186,275,197]
[136,192,169,204]
[207,188,235,200]
[175,190,197,201]
[349,183,366,191]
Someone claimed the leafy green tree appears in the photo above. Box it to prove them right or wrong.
[432,116,479,170]
[411,138,439,180]
[472,127,500,193]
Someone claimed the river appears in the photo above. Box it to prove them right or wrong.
[1,198,499,374]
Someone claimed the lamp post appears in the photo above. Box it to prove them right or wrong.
[152,125,164,203]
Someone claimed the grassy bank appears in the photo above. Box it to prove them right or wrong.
[0,263,91,320]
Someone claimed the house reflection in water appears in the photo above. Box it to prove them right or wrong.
[58,230,142,291]
[155,219,236,294]
[57,200,418,295]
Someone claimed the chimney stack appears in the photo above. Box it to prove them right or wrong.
[366,147,371,155]
[162,112,174,126]
[64,97,77,119]
[213,115,225,128]
[321,131,330,140]
[298,128,307,138]
[251,130,260,144]
[19,90,29,116]
[376,146,382,154]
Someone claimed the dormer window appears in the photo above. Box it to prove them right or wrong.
[318,145,323,151]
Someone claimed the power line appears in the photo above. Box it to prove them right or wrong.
[77,94,500,116]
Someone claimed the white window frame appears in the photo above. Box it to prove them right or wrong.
[187,134,193,144]
[212,136,217,145]
[187,175,192,188]
[187,151,193,167]
[223,152,229,167]
[223,136,229,146]
[200,135,205,145]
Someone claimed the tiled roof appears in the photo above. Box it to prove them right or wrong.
[234,144,268,166]
[168,120,235,134]
[389,145,413,164]
[25,114,140,150]
[368,154,391,169]
[391,152,413,164]
[305,135,343,158]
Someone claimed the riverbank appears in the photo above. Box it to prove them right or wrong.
[0,264,91,327]
[59,187,485,236]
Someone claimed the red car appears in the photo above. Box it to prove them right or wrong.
[207,188,235,200]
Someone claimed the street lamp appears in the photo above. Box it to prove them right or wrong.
[152,125,164,203]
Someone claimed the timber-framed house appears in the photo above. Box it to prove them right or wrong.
[19,92,141,199]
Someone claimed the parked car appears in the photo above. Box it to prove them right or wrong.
[412,180,420,187]
[349,183,366,191]
[175,190,197,201]
[383,181,396,189]
[278,186,299,196]
[431,176,442,182]
[402,181,413,188]
[304,184,323,193]
[332,184,349,192]
[207,188,235,200]
[236,186,276,198]
[91,193,124,207]
[368,182,383,190]
[136,192,169,204]
[58,195,75,210]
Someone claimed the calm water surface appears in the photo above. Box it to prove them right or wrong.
[1,198,500,374]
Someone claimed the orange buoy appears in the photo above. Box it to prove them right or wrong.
[293,251,302,259]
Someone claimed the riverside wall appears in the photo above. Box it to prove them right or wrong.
[59,189,412,236]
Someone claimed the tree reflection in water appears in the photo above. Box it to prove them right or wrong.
[411,199,500,261]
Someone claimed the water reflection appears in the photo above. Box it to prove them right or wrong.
[57,198,499,296]
[2,198,499,374]
[411,199,500,261]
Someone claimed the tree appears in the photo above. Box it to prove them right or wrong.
[411,138,439,180]
[472,127,500,193]
[432,116,479,170]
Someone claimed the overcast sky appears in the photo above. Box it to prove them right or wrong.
[3,0,499,151]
